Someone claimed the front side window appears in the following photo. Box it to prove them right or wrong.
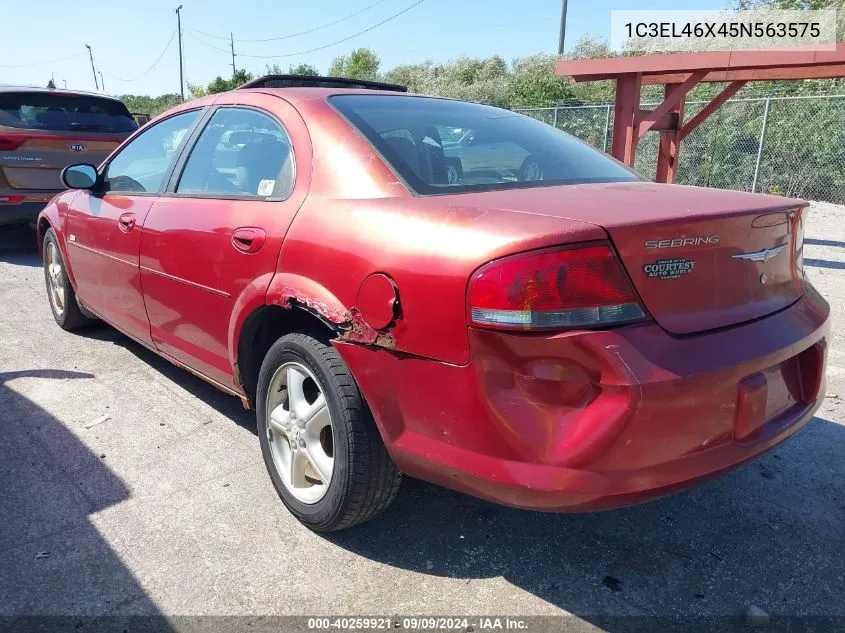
[104,110,201,194]
[176,107,294,199]
[331,95,640,195]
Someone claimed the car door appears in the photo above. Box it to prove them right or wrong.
[139,96,308,387]
[458,130,498,175]
[64,109,203,346]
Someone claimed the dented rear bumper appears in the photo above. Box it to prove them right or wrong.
[335,283,830,512]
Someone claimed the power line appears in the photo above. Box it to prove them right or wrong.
[104,29,177,82]
[187,31,231,55]
[234,0,425,60]
[0,52,85,68]
[192,0,388,43]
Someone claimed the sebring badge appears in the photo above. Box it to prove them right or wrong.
[732,244,787,262]
[645,236,719,249]
[68,143,85,152]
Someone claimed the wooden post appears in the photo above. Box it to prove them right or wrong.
[610,73,642,166]
[655,83,685,184]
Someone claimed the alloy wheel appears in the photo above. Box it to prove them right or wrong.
[523,161,542,182]
[45,242,65,315]
[265,361,334,503]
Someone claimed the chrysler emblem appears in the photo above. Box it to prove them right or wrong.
[732,244,787,262]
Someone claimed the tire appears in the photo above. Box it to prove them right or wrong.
[42,228,93,331]
[256,333,402,531]
[519,156,543,182]
[445,158,463,185]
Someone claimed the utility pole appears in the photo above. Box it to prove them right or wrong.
[557,0,568,55]
[98,71,105,92]
[230,32,237,76]
[85,44,99,90]
[175,4,184,100]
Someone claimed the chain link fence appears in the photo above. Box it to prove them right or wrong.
[514,94,845,204]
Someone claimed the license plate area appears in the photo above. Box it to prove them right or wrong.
[734,342,825,443]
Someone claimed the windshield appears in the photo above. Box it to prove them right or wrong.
[331,94,640,195]
[0,92,137,133]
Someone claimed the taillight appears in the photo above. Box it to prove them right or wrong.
[0,135,27,151]
[794,208,805,278]
[0,195,25,204]
[468,242,646,331]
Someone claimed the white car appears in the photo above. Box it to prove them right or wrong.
[440,126,541,184]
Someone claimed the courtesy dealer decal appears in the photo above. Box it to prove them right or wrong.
[643,258,695,280]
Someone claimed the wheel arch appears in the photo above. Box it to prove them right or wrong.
[36,204,80,290]
[36,215,52,254]
[235,303,341,408]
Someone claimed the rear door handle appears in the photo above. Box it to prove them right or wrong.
[118,212,136,233]
[232,227,267,254]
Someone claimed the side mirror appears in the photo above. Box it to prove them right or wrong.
[61,164,98,190]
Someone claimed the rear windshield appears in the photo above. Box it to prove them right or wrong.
[330,94,639,195]
[0,92,137,133]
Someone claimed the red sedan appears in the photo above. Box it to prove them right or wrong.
[38,76,829,531]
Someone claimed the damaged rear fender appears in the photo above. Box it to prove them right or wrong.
[264,272,396,348]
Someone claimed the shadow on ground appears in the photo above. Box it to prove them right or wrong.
[0,225,39,267]
[0,370,174,627]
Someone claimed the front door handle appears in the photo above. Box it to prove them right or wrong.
[232,227,267,254]
[118,212,136,233]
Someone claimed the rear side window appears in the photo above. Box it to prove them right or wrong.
[331,94,639,195]
[0,91,137,133]
[176,107,294,199]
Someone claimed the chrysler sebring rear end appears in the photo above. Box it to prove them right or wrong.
[324,95,828,512]
[41,86,829,530]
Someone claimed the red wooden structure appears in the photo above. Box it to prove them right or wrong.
[556,45,845,183]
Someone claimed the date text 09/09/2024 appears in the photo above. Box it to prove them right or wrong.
[307,617,529,630]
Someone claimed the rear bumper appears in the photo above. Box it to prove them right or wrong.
[0,200,50,226]
[336,283,830,512]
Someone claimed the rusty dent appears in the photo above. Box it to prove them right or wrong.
[274,287,397,350]
[342,307,397,349]
[276,286,350,324]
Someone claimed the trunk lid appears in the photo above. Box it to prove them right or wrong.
[0,130,124,190]
[456,182,806,335]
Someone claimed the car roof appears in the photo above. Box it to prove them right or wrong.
[0,84,125,103]
[237,87,449,104]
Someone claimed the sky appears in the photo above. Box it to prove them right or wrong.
[0,0,726,97]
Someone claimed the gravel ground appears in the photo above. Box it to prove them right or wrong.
[0,203,843,627]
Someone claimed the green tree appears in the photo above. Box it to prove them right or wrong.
[570,33,613,59]
[265,62,320,76]
[119,93,182,117]
[508,54,576,107]
[329,48,381,80]
[288,63,319,76]
[189,69,254,97]
[736,0,841,8]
